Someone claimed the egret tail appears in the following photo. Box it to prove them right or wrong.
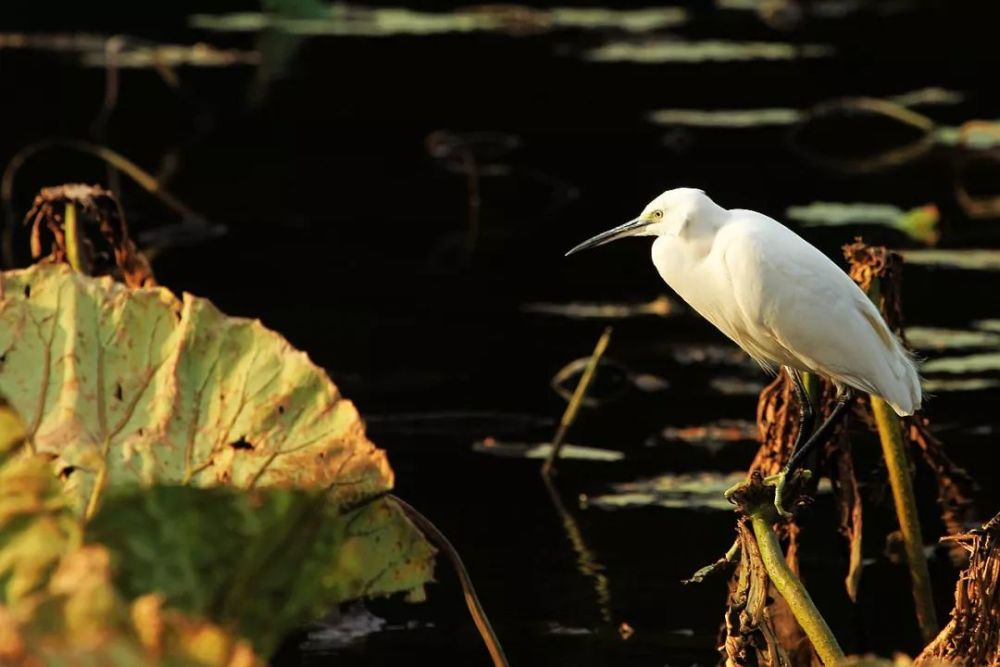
[835,303,921,417]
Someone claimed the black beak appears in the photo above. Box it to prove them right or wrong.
[565,217,650,256]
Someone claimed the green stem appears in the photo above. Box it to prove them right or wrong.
[871,395,938,643]
[391,495,509,667]
[864,276,938,643]
[64,202,91,275]
[542,326,612,476]
[801,370,820,403]
[750,511,845,665]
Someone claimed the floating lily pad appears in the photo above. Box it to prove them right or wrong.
[550,357,669,407]
[648,108,801,127]
[900,249,1000,271]
[585,471,747,512]
[715,0,922,24]
[922,378,1000,393]
[191,6,688,37]
[889,87,965,108]
[548,8,688,32]
[906,326,1000,351]
[0,33,259,69]
[544,622,593,636]
[937,120,1000,151]
[974,319,1000,333]
[669,343,750,367]
[586,471,833,512]
[81,43,259,68]
[659,420,758,454]
[709,376,766,396]
[788,202,902,225]
[585,39,833,63]
[921,353,1000,374]
[472,438,624,462]
[522,295,675,319]
[788,202,939,244]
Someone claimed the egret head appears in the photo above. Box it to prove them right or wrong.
[565,187,713,256]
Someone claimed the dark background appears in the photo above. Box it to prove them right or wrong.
[3,1,1000,664]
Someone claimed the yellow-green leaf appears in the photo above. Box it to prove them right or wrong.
[0,263,392,510]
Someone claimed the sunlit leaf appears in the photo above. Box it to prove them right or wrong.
[0,403,79,609]
[0,264,435,657]
[0,264,395,512]
[0,406,265,666]
[87,485,433,656]
[0,545,266,666]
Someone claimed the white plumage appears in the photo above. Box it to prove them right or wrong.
[568,188,921,416]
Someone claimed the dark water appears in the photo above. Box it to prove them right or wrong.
[3,2,1000,665]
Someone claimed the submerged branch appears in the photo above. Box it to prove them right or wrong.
[390,495,509,667]
[542,326,612,476]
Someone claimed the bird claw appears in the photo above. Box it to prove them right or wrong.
[764,470,794,519]
[762,468,811,519]
[723,468,811,519]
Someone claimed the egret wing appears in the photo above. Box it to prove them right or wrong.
[719,212,920,414]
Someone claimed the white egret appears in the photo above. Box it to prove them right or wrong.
[566,188,921,516]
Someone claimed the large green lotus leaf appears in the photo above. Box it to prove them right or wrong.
[0,265,438,660]
[0,263,392,511]
[87,485,435,656]
[0,404,264,666]
[1,546,266,667]
[0,403,79,608]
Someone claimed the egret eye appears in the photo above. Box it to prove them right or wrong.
[652,210,664,220]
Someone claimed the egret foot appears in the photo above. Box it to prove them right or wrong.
[762,468,813,519]
[723,469,808,520]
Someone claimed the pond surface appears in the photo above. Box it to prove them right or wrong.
[3,1,1000,665]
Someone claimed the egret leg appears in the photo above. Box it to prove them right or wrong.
[771,387,854,518]
[722,369,814,504]
[787,367,815,455]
